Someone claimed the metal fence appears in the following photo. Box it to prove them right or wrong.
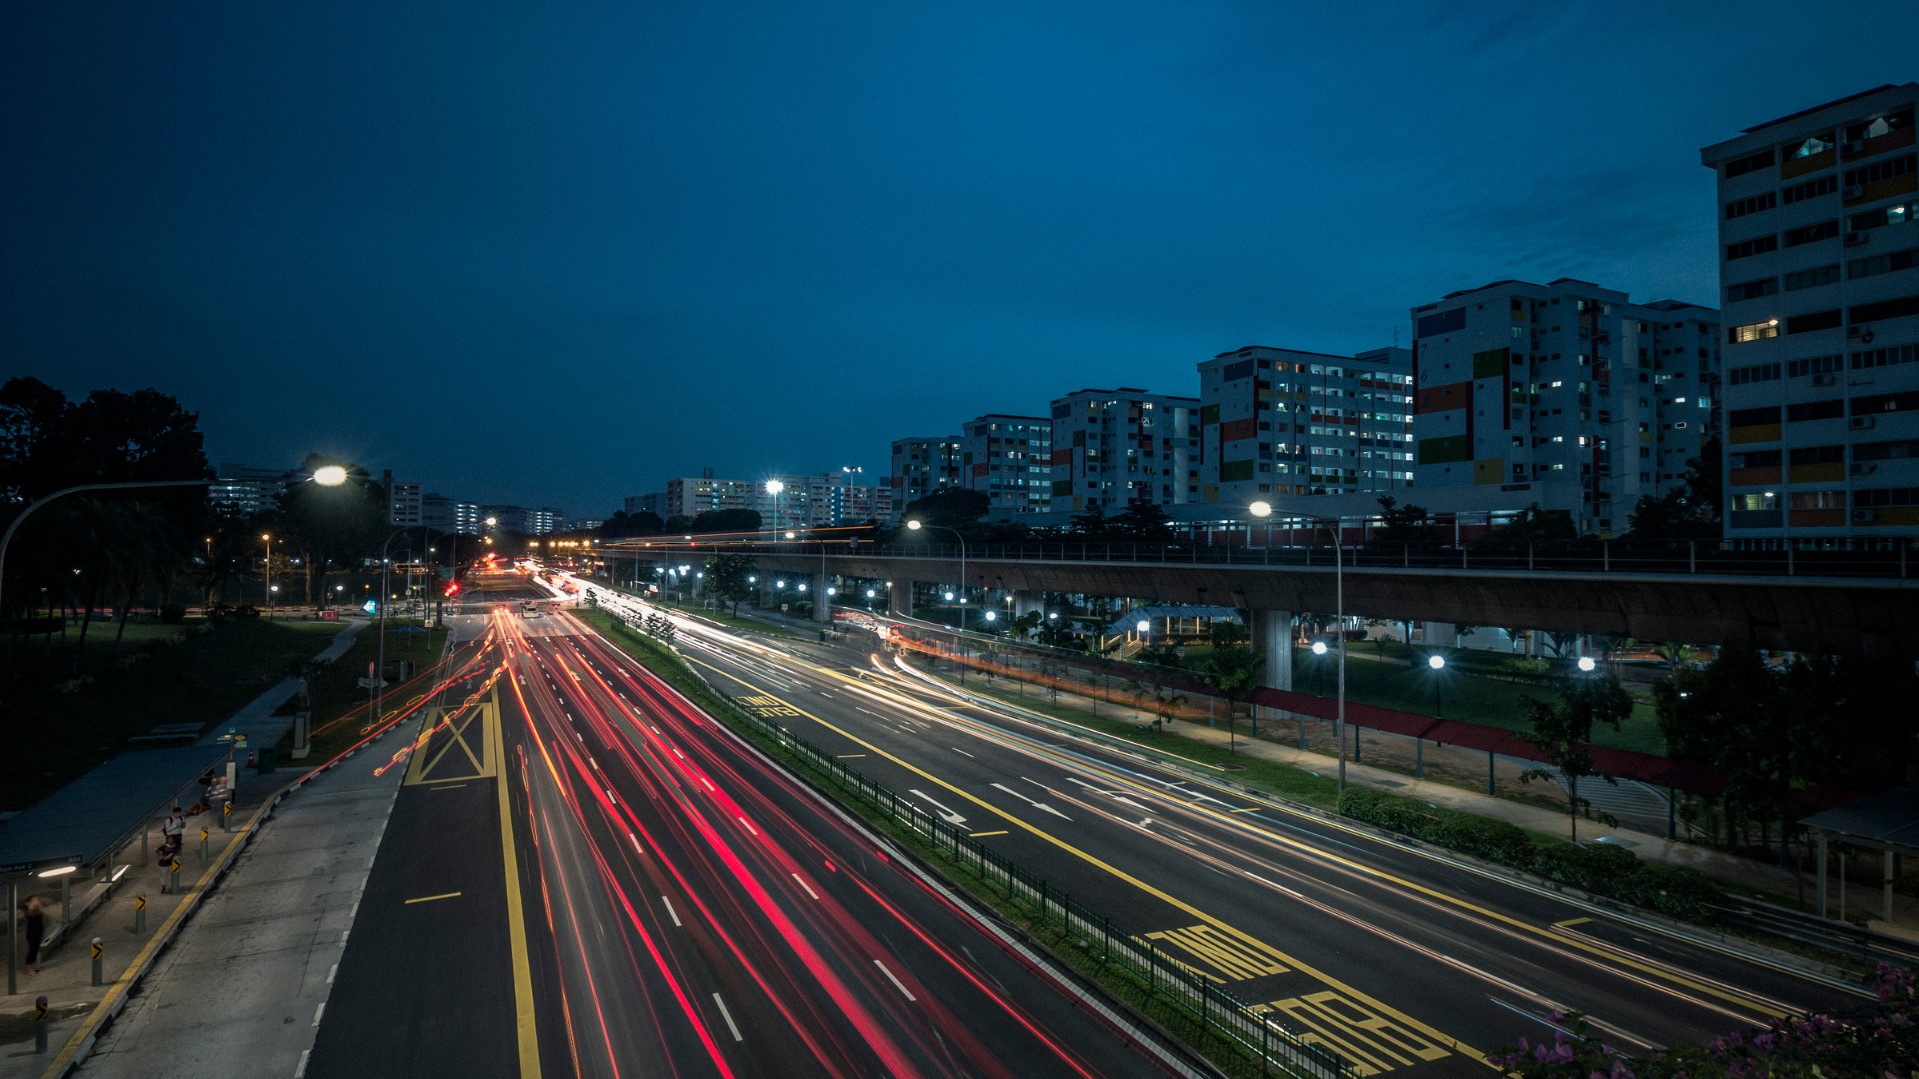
[732,702,1353,1079]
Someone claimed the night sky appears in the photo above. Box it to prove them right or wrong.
[4,1,1910,516]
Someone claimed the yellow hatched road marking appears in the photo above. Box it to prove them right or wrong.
[685,656,1484,1068]
[1265,990,1454,1076]
[1143,924,1289,982]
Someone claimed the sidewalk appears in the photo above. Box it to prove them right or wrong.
[0,705,420,1079]
[0,617,376,1078]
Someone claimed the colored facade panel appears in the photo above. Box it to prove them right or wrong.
[1220,417,1257,442]
[1417,308,1466,337]
[1418,435,1470,465]
[1416,381,1473,412]
[1472,348,1509,380]
[1473,459,1504,485]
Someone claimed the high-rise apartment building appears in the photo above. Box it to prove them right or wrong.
[661,473,759,520]
[387,479,423,527]
[1047,388,1200,512]
[1411,278,1719,534]
[422,493,480,534]
[208,463,293,518]
[888,436,962,518]
[958,414,1052,514]
[1701,83,1918,547]
[758,472,893,529]
[1197,345,1414,505]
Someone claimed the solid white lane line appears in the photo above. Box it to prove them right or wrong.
[738,816,758,835]
[712,993,744,1041]
[628,832,643,855]
[661,896,682,926]
[874,960,917,1002]
[951,747,974,758]
[326,963,337,985]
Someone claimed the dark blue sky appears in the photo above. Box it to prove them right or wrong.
[4,1,1910,515]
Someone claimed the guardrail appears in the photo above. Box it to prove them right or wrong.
[1714,894,1919,969]
[724,701,1353,1078]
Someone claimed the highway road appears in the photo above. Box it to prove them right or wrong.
[309,567,1192,1078]
[562,576,1865,1079]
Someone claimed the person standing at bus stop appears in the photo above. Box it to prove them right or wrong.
[18,893,46,974]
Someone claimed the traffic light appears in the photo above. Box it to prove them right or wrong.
[443,580,460,597]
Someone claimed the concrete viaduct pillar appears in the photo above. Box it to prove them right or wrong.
[811,572,831,624]
[888,579,913,619]
[1250,609,1294,691]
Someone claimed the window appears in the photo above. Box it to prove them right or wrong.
[1727,235,1779,260]
[1849,294,1919,325]
[1852,344,1919,369]
[1728,319,1780,343]
[1725,192,1777,219]
[1842,153,1916,188]
[1854,438,1919,462]
[1729,362,1781,384]
[1790,133,1835,159]
[1784,220,1840,247]
[1853,389,1919,415]
[1731,449,1782,468]
[1789,445,1845,465]
[1785,399,1845,422]
[1850,247,1919,279]
[1786,353,1844,377]
[1785,309,1842,334]
[1846,108,1914,145]
[1850,201,1914,231]
[1854,487,1919,508]
[1784,175,1839,204]
[1727,278,1778,302]
[1784,264,1842,290]
[1789,490,1845,510]
[1729,405,1781,426]
[1724,148,1775,178]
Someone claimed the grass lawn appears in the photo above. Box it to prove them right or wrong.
[2,615,356,811]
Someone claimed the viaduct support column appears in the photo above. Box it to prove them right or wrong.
[1250,609,1294,691]
[888,580,913,620]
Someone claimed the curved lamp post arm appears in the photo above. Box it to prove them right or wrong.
[0,479,212,621]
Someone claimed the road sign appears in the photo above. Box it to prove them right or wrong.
[135,895,146,910]
[363,599,378,615]
[91,940,103,961]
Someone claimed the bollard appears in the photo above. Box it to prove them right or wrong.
[200,826,210,866]
[135,894,147,934]
[91,937,103,987]
[35,995,49,1053]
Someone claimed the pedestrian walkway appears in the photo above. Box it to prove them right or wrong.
[0,699,421,1079]
[196,618,367,753]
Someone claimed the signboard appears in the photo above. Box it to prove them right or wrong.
[362,599,378,615]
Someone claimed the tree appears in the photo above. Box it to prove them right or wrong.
[690,507,761,534]
[1370,496,1439,548]
[1110,501,1176,542]
[702,553,758,617]
[1468,503,1577,549]
[1067,504,1111,541]
[898,488,989,534]
[599,510,663,538]
[275,455,386,609]
[1519,671,1634,841]
[1199,619,1263,750]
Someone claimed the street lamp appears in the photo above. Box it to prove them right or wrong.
[904,520,967,633]
[0,471,345,625]
[262,533,274,619]
[1577,655,1596,673]
[765,479,784,538]
[1254,501,1348,795]
[1428,654,1447,718]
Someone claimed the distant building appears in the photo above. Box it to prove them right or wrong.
[1197,345,1414,507]
[208,463,293,518]
[386,476,423,527]
[1700,82,1918,547]
[888,436,962,519]
[623,493,668,518]
[662,473,758,520]
[759,472,892,530]
[481,505,529,533]
[526,507,569,535]
[422,493,480,534]
[958,414,1052,514]
[1410,278,1720,534]
[1047,388,1200,512]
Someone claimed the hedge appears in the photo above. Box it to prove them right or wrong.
[1338,788,1721,923]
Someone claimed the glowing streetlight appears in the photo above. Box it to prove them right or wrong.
[1577,655,1596,672]
[905,520,967,633]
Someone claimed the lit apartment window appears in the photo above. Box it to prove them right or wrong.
[1728,319,1780,344]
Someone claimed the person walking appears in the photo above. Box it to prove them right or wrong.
[19,893,46,974]
[161,806,185,852]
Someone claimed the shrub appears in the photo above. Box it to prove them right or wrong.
[160,604,186,624]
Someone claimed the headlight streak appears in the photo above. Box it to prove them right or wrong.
[556,622,1106,1078]
[682,619,1823,1043]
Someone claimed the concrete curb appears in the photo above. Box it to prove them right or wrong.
[38,712,414,1079]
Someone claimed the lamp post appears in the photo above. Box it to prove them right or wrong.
[1252,500,1347,795]
[1428,654,1447,718]
[261,533,273,618]
[904,520,967,633]
[373,530,410,727]
[765,479,784,539]
[0,468,346,629]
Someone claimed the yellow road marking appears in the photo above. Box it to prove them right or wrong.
[491,687,542,1078]
[969,830,1009,838]
[405,891,462,905]
[1556,917,1593,929]
[837,753,866,758]
[788,652,1797,1021]
[430,783,467,790]
[686,656,1485,1067]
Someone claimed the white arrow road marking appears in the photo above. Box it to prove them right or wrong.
[990,782,1071,820]
[908,789,967,825]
